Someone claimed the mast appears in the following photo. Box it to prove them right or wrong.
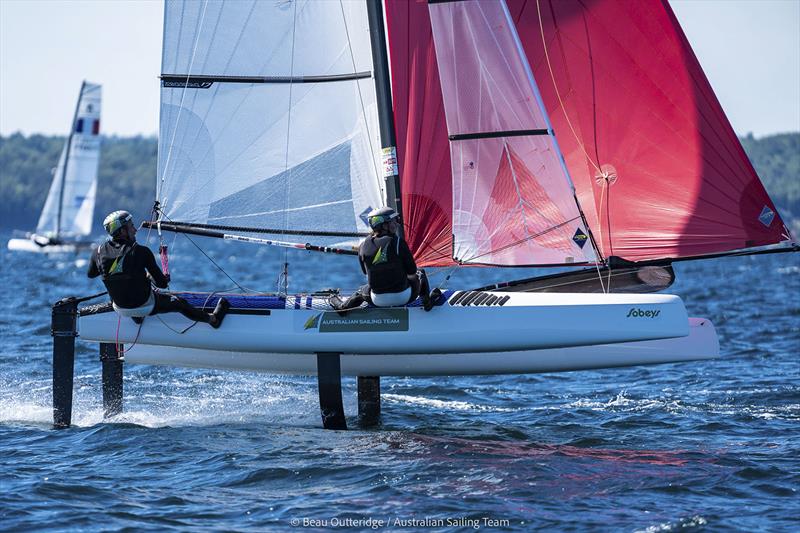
[366,0,402,230]
[56,80,86,238]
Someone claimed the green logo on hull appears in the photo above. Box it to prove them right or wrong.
[305,308,409,332]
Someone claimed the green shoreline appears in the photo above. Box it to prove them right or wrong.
[1,132,797,237]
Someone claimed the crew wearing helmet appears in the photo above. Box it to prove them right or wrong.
[330,206,434,311]
[88,210,229,327]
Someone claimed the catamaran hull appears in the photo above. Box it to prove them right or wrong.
[115,317,717,376]
[79,292,689,355]
[7,238,83,254]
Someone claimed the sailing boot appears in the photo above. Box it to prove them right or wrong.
[426,288,443,311]
[328,294,344,310]
[418,269,435,312]
[329,291,366,316]
[209,297,230,329]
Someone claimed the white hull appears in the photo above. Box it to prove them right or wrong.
[79,292,690,355]
[7,237,89,254]
[119,317,717,376]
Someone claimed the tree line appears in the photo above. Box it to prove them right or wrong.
[1,132,798,235]
[0,133,156,231]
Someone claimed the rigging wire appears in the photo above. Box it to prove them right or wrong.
[339,0,382,192]
[115,315,143,356]
[278,0,299,298]
[459,216,585,265]
[535,0,608,292]
[534,0,602,176]
[158,0,211,205]
[160,212,247,292]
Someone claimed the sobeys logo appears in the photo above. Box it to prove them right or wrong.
[626,308,661,318]
[304,309,409,332]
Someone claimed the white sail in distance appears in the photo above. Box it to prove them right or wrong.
[428,0,596,266]
[36,82,102,238]
[157,0,384,242]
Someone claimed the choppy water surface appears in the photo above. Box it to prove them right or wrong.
[1,230,798,531]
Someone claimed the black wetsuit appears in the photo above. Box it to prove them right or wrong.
[87,239,209,321]
[330,233,431,311]
[358,234,417,294]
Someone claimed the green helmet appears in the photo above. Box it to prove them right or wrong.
[368,207,399,229]
[103,210,133,236]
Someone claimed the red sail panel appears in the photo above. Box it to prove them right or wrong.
[508,0,790,262]
[481,143,581,264]
[428,0,595,266]
[385,0,454,267]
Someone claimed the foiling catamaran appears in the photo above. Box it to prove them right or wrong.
[53,1,796,429]
[7,82,102,254]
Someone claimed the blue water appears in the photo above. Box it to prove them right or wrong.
[1,229,798,531]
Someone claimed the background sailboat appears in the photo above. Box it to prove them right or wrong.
[7,81,102,253]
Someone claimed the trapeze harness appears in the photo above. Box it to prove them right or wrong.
[359,234,417,307]
[89,241,165,317]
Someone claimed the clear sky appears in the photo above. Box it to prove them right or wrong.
[0,0,798,137]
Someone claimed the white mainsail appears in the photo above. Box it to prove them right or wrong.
[36,82,102,238]
[157,0,383,241]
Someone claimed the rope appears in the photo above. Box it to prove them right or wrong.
[155,313,198,335]
[535,0,602,176]
[115,315,143,356]
[595,181,609,293]
[460,216,583,264]
[535,0,608,292]
[432,264,461,291]
[160,212,246,292]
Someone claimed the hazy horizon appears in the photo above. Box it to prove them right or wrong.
[1,0,798,138]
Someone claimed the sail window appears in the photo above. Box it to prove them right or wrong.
[428,0,597,266]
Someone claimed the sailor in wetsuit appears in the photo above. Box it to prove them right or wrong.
[87,210,229,327]
[330,207,434,312]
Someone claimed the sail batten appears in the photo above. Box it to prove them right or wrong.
[161,72,372,85]
[449,128,550,141]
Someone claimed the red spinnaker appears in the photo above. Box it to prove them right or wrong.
[385,0,790,266]
[385,0,454,267]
